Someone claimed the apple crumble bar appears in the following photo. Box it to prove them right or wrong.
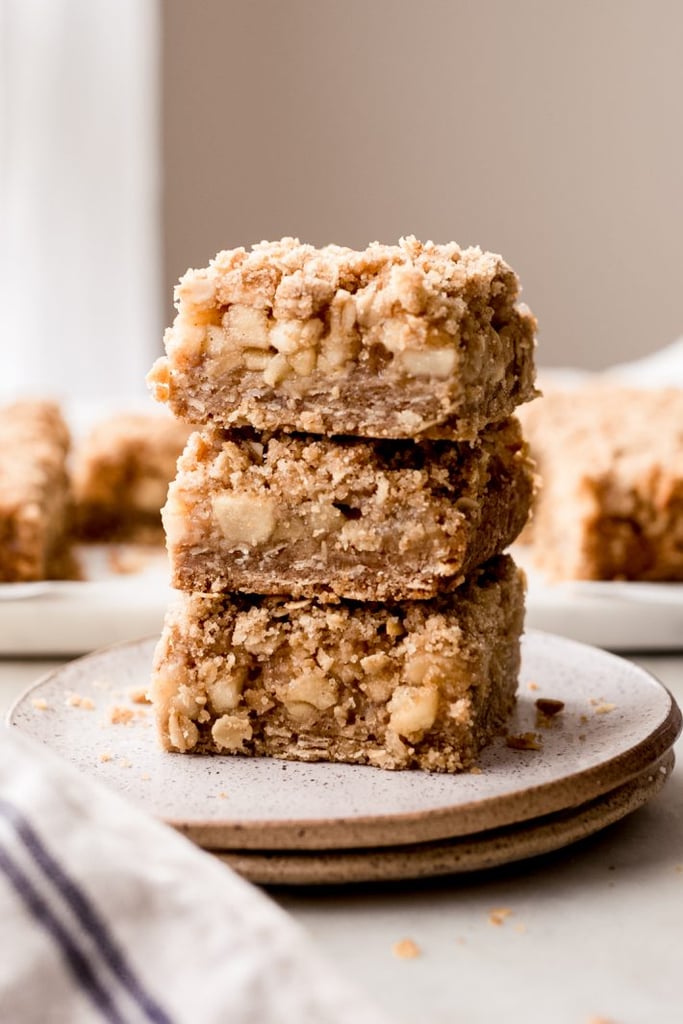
[0,401,76,581]
[519,386,683,579]
[148,237,537,440]
[163,417,533,601]
[73,413,193,541]
[151,555,524,772]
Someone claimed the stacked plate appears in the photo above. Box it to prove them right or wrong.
[8,631,681,885]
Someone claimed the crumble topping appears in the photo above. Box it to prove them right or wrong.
[149,236,537,439]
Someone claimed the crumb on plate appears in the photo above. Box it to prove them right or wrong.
[129,687,152,705]
[506,732,542,751]
[594,702,616,715]
[534,698,565,716]
[108,705,146,725]
[65,691,95,710]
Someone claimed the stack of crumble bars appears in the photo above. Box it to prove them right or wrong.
[149,237,537,771]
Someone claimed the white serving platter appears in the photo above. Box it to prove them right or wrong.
[3,555,683,655]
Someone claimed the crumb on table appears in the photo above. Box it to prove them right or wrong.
[488,907,513,926]
[392,938,421,960]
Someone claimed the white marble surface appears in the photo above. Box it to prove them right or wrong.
[1,653,682,1024]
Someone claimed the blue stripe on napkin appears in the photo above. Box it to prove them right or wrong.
[0,840,128,1023]
[0,799,173,1024]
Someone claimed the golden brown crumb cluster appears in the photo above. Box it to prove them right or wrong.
[178,236,519,330]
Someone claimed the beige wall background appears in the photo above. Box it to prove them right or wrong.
[162,0,683,369]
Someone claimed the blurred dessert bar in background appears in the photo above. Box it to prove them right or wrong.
[148,236,537,440]
[519,386,683,580]
[0,401,77,581]
[73,413,192,542]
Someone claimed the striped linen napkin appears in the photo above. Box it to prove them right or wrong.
[0,731,388,1024]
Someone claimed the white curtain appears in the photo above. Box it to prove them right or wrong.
[0,0,160,400]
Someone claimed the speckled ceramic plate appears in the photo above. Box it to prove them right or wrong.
[217,750,675,884]
[7,631,681,851]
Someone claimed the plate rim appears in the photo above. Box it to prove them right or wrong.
[7,630,682,851]
[216,750,676,884]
